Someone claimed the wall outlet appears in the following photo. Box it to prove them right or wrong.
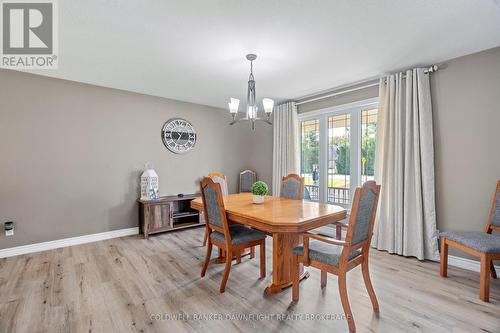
[4,221,14,236]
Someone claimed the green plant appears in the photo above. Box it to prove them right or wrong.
[335,137,350,175]
[251,181,268,196]
[301,130,319,174]
[361,123,376,176]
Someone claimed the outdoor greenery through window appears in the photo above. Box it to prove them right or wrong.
[361,109,377,184]
[300,102,378,206]
[300,119,320,201]
[328,114,350,204]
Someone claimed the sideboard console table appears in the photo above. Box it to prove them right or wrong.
[138,194,204,239]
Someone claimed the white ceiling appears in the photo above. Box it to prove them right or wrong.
[27,0,500,109]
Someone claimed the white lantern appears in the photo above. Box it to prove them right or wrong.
[140,163,159,200]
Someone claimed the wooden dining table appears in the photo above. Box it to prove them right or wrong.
[191,193,346,294]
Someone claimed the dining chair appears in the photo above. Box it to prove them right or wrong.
[280,173,304,200]
[316,217,349,240]
[239,169,257,193]
[200,177,267,293]
[237,170,258,258]
[203,172,229,246]
[439,179,500,302]
[208,172,229,196]
[291,181,381,333]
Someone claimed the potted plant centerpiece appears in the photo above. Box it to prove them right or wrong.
[251,181,268,204]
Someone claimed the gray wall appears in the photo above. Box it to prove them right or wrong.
[431,46,500,239]
[298,46,500,260]
[0,70,272,249]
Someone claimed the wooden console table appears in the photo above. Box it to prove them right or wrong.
[138,194,204,239]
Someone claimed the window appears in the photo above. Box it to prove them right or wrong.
[299,100,378,207]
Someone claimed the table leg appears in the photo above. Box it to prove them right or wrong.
[265,232,309,294]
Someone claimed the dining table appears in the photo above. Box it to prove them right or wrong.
[191,192,347,294]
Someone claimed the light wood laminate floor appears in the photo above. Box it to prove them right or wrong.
[1,227,499,333]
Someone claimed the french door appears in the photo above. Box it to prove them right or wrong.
[299,99,378,208]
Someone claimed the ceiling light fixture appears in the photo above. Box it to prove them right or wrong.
[228,54,274,130]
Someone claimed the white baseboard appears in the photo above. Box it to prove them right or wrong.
[448,255,500,273]
[0,227,139,259]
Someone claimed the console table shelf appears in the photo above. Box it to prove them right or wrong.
[138,194,204,239]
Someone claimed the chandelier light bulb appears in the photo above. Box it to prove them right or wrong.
[228,98,240,114]
[262,98,274,114]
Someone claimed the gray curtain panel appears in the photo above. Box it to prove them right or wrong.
[272,101,299,196]
[372,68,440,261]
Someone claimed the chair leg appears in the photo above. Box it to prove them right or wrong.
[321,270,327,288]
[220,250,232,293]
[260,241,266,278]
[236,251,242,264]
[218,247,223,260]
[291,254,300,302]
[201,241,212,277]
[336,224,342,240]
[203,227,208,246]
[361,259,379,312]
[338,273,355,333]
[250,246,255,259]
[490,260,497,279]
[440,238,448,278]
[480,254,491,302]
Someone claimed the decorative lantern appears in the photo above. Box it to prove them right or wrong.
[140,163,159,200]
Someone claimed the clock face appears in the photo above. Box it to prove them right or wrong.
[161,118,197,154]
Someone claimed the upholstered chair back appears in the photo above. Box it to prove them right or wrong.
[489,181,500,227]
[200,177,227,230]
[280,174,304,200]
[240,170,256,193]
[347,181,381,246]
[208,172,229,196]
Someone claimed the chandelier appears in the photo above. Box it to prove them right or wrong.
[228,54,274,130]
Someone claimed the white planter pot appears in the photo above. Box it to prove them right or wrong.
[253,194,265,204]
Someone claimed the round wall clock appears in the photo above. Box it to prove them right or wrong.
[161,118,197,154]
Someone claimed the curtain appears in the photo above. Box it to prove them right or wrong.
[372,68,440,261]
[272,101,299,196]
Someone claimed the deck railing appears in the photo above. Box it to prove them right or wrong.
[304,185,350,205]
[328,187,350,205]
[304,185,319,201]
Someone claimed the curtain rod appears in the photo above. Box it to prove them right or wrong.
[296,65,438,106]
[383,65,439,82]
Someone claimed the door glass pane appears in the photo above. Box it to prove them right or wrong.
[328,114,350,205]
[361,109,378,184]
[300,119,319,201]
